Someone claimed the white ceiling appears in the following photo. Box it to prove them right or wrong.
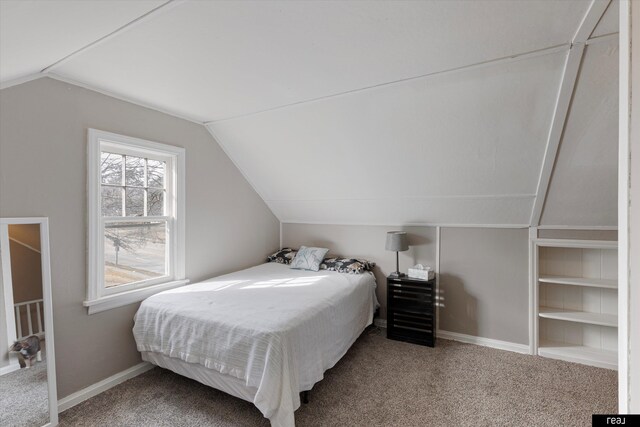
[210,51,565,225]
[591,0,619,38]
[51,0,589,122]
[540,39,619,227]
[0,0,619,227]
[0,0,165,82]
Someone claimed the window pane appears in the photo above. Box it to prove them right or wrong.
[147,189,164,216]
[101,187,122,216]
[147,159,165,188]
[125,156,145,186]
[101,152,122,185]
[103,221,167,288]
[125,188,144,216]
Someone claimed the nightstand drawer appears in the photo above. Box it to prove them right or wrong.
[387,310,435,346]
[387,282,434,312]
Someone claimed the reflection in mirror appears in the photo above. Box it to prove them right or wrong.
[0,219,57,427]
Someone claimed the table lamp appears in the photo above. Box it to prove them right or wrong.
[385,231,408,277]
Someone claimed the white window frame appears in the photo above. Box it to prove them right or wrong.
[85,129,187,314]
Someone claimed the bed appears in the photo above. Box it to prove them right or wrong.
[133,262,378,427]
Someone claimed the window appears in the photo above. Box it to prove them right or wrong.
[85,129,186,314]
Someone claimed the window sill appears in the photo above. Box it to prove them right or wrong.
[83,279,189,315]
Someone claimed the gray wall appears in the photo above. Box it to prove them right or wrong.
[283,224,530,344]
[439,227,529,345]
[0,78,280,398]
[282,224,438,318]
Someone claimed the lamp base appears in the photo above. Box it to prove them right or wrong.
[389,272,406,278]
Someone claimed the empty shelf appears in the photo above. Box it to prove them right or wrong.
[538,340,617,370]
[539,276,618,289]
[538,307,617,327]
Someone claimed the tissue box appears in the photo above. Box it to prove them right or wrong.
[408,267,434,280]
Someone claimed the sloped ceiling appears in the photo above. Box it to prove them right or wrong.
[211,51,565,225]
[591,0,619,38]
[0,0,165,82]
[540,38,619,227]
[0,0,619,227]
[46,0,589,122]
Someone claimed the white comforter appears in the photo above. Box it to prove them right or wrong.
[133,263,378,427]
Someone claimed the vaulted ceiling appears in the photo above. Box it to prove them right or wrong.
[0,0,619,227]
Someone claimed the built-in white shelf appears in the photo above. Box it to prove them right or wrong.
[538,340,617,370]
[538,307,617,327]
[533,235,618,370]
[538,275,618,290]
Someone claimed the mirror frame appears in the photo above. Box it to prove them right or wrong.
[1,217,58,426]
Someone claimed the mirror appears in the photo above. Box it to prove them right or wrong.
[0,218,58,427]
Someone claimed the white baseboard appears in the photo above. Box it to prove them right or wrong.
[58,362,154,413]
[375,320,528,355]
[437,329,530,354]
[0,363,21,376]
[374,318,387,328]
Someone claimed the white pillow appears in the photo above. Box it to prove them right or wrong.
[290,246,329,271]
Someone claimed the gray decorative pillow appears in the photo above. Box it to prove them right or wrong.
[290,246,329,271]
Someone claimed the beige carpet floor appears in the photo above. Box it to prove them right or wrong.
[59,328,617,427]
[0,352,49,427]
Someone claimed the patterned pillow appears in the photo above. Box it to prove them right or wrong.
[320,257,376,274]
[266,248,297,265]
[290,246,329,271]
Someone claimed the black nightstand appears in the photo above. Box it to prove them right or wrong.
[386,275,436,347]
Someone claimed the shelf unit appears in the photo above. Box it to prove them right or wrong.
[532,238,617,370]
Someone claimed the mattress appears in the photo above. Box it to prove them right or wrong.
[133,262,378,427]
[141,351,257,402]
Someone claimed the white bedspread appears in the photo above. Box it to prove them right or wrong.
[133,263,378,427]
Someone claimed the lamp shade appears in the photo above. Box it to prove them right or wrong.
[385,231,408,252]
